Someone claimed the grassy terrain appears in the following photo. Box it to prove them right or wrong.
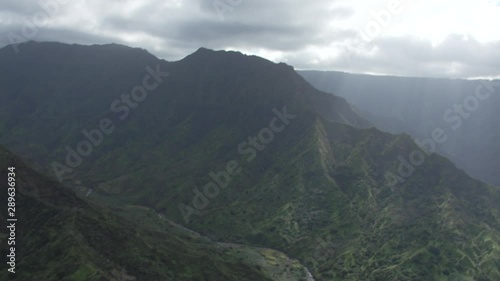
[0,42,499,280]
[0,146,314,281]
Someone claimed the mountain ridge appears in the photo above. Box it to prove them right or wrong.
[0,41,499,280]
[299,70,500,186]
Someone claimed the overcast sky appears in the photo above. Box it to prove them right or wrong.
[1,0,500,79]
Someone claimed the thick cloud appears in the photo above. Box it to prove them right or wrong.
[1,0,499,78]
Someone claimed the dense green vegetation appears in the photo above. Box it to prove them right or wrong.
[0,146,313,281]
[0,42,499,280]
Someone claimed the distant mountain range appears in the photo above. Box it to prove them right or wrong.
[300,70,500,186]
[1,42,499,281]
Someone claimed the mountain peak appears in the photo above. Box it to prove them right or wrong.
[194,46,215,53]
[0,41,159,62]
[183,47,248,61]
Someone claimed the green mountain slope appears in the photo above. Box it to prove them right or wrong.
[0,146,315,281]
[0,42,499,281]
[0,41,369,192]
[180,117,500,281]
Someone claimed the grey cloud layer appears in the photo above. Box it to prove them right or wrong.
[1,0,499,78]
